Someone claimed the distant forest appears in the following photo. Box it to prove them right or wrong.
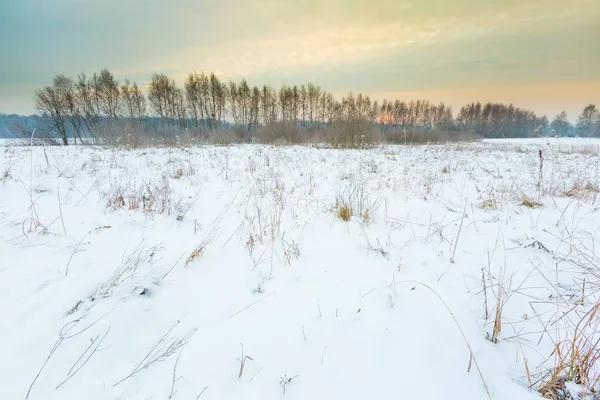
[2,69,599,146]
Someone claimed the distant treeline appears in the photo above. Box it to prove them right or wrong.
[3,68,599,146]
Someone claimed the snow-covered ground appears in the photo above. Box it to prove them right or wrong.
[1,140,599,400]
[482,137,600,145]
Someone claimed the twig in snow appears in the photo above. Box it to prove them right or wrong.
[317,298,322,318]
[361,288,375,298]
[321,346,327,367]
[65,225,111,276]
[161,253,185,280]
[237,343,253,378]
[168,348,184,399]
[248,369,262,383]
[450,198,468,264]
[65,233,91,276]
[113,322,196,387]
[280,374,298,395]
[195,386,208,399]
[57,186,66,234]
[42,145,49,167]
[228,292,274,319]
[26,336,63,399]
[359,223,390,258]
[63,306,117,339]
[29,128,37,225]
[27,317,103,398]
[56,327,111,389]
[399,280,493,400]
[467,353,473,373]
[537,149,543,198]
[481,268,489,320]
[222,221,244,248]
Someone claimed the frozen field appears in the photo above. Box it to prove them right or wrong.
[1,139,600,399]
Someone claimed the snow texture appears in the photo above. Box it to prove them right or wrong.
[1,138,600,400]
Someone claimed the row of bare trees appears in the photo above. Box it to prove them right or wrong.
[32,68,599,145]
[455,102,548,138]
[33,69,381,144]
[33,70,146,144]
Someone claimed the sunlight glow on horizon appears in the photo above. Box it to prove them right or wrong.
[1,0,598,118]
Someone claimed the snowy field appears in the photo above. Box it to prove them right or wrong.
[1,139,600,400]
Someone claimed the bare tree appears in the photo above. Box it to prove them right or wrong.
[290,85,300,124]
[96,69,121,118]
[185,72,205,128]
[227,81,240,125]
[577,105,600,137]
[279,85,292,122]
[238,79,252,129]
[250,86,260,130]
[75,73,101,137]
[174,88,187,130]
[207,73,226,129]
[299,85,307,126]
[34,75,74,145]
[130,82,146,120]
[551,111,571,137]
[121,79,146,120]
[149,74,181,127]
[321,91,336,124]
[260,85,277,125]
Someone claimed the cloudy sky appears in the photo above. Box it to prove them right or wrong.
[1,0,598,119]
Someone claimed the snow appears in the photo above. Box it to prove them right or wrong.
[0,139,19,146]
[481,137,599,145]
[1,140,599,400]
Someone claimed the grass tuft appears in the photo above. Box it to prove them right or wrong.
[520,197,543,208]
[338,202,353,222]
[537,302,600,399]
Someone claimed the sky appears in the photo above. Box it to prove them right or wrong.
[1,0,599,119]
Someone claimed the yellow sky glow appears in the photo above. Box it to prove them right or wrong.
[1,0,599,117]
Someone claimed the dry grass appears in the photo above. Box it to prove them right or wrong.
[586,182,600,193]
[337,202,353,222]
[537,302,600,399]
[108,193,126,210]
[479,198,499,210]
[128,197,139,211]
[185,220,221,266]
[254,121,307,145]
[326,120,379,149]
[66,242,162,311]
[488,257,508,344]
[104,178,196,219]
[563,183,600,202]
[361,208,371,225]
[520,196,543,208]
[185,246,204,266]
